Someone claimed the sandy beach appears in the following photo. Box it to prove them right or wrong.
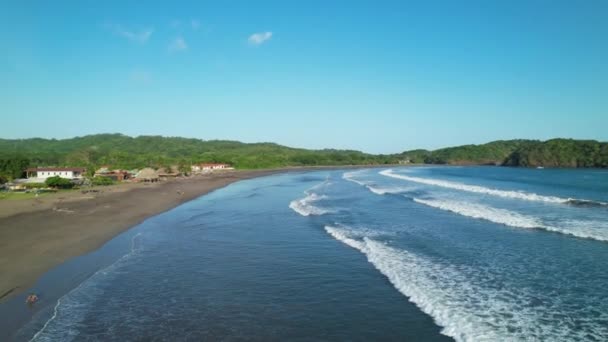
[0,169,283,303]
[0,165,386,304]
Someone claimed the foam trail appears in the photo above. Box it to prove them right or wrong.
[325,225,604,341]
[343,171,412,195]
[342,170,368,187]
[381,169,570,204]
[30,233,143,341]
[289,181,334,217]
[366,185,412,195]
[289,193,333,216]
[413,198,608,242]
[413,198,542,228]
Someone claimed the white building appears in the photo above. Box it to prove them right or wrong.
[26,167,85,179]
[191,163,233,173]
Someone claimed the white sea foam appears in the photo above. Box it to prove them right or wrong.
[366,185,412,195]
[342,170,368,187]
[380,169,567,204]
[343,171,412,195]
[413,198,542,229]
[413,198,608,242]
[289,181,334,217]
[30,233,144,341]
[289,193,333,216]
[325,225,607,341]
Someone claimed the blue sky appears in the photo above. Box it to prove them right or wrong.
[1,1,607,153]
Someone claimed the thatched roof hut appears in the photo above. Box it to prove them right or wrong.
[135,168,159,182]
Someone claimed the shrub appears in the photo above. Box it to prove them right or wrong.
[45,176,74,189]
[92,176,114,186]
[23,183,47,189]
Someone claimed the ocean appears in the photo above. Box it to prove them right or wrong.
[10,167,608,341]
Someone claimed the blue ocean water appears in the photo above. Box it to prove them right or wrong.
[16,167,608,341]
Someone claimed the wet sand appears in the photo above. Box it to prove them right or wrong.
[0,165,390,304]
[0,170,283,303]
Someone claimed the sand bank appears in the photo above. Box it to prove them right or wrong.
[0,170,283,302]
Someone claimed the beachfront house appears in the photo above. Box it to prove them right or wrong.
[26,167,85,180]
[191,163,233,173]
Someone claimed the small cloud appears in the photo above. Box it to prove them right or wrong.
[107,23,153,44]
[248,31,272,46]
[169,36,188,52]
[191,19,200,30]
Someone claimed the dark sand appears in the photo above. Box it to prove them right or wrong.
[0,165,388,304]
[0,170,284,303]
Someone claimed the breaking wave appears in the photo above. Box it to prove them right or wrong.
[343,171,412,195]
[565,198,608,208]
[289,193,333,216]
[324,225,607,341]
[380,169,608,206]
[413,198,542,229]
[289,181,334,217]
[342,170,368,187]
[412,198,608,242]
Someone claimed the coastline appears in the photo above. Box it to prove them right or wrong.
[0,169,281,304]
[0,165,388,304]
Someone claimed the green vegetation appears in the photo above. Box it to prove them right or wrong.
[0,192,52,201]
[0,157,29,180]
[22,183,47,189]
[0,134,394,175]
[0,135,605,178]
[400,139,608,167]
[45,176,75,189]
[504,139,608,168]
[92,176,114,186]
[400,140,536,165]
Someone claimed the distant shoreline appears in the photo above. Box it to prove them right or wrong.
[0,165,392,304]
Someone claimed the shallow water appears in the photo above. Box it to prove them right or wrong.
[11,167,608,341]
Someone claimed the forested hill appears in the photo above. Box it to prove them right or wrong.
[0,134,395,178]
[1,135,606,181]
[399,139,608,167]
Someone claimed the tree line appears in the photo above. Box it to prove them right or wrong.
[399,139,608,167]
[1,135,606,183]
[0,134,395,181]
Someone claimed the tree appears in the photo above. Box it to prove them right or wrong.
[92,176,114,186]
[178,162,191,176]
[45,176,74,189]
[0,156,29,180]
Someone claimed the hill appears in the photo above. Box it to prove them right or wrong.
[0,134,395,180]
[1,135,606,182]
[400,139,608,167]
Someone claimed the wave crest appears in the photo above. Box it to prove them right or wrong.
[381,169,568,204]
[343,171,412,195]
[289,181,334,217]
[324,225,603,341]
[413,198,608,242]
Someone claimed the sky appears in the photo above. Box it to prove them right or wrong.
[1,0,607,153]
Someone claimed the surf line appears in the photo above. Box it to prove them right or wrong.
[380,169,608,207]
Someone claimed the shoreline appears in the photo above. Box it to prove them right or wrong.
[0,169,282,304]
[0,165,389,304]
